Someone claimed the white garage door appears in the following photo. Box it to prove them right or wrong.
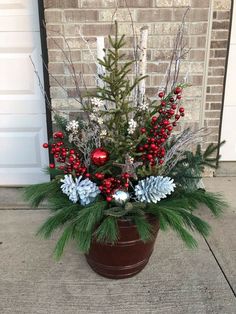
[0,0,50,185]
[220,5,236,161]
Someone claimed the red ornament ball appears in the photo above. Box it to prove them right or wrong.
[49,163,55,169]
[42,143,49,148]
[91,148,109,166]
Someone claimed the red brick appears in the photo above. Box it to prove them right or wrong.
[81,0,116,8]
[118,0,154,7]
[137,9,172,22]
[64,10,98,23]
[44,0,78,8]
[82,24,114,36]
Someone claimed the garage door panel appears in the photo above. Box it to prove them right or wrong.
[220,106,236,161]
[0,0,39,32]
[0,114,50,185]
[0,57,34,95]
[0,169,50,186]
[0,133,40,167]
[0,32,46,114]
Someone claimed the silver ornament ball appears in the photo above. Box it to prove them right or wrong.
[113,190,130,205]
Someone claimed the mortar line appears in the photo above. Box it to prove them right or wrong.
[203,236,236,298]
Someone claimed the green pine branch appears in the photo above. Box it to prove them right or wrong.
[94,216,119,244]
[133,215,154,242]
[24,180,60,207]
[167,141,225,190]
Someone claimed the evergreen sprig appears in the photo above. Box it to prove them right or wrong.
[94,216,119,244]
[167,142,225,190]
[144,189,226,248]
[24,180,60,207]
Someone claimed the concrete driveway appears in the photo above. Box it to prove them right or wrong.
[0,177,236,314]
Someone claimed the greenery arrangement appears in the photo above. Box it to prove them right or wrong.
[25,22,226,260]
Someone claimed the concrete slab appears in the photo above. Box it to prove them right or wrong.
[0,210,235,314]
[0,188,47,209]
[203,177,236,292]
[216,162,236,176]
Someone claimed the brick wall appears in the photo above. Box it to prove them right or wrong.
[43,0,232,148]
[205,0,232,145]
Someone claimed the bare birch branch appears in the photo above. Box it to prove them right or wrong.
[161,127,210,175]
[164,6,190,93]
[138,26,149,104]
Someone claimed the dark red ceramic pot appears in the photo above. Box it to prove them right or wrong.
[85,216,160,279]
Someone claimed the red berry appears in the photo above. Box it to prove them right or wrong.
[57,131,64,138]
[181,112,185,117]
[163,120,170,126]
[175,114,180,120]
[171,104,177,110]
[161,101,166,107]
[106,196,112,202]
[69,157,74,163]
[160,128,165,134]
[172,121,177,127]
[123,173,130,179]
[179,107,185,113]
[159,160,164,165]
[70,149,75,154]
[169,97,175,103]
[43,143,49,148]
[105,181,111,188]
[167,126,173,131]
[152,116,158,123]
[140,127,146,134]
[177,95,182,100]
[158,91,165,98]
[124,183,129,188]
[95,173,104,180]
[85,173,91,178]
[147,154,153,160]
[49,163,55,169]
[174,87,182,94]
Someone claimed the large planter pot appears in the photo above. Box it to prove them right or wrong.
[85,216,160,279]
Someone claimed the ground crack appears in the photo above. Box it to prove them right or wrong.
[204,236,236,298]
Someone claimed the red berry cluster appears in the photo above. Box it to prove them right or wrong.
[138,87,185,166]
[96,173,130,202]
[42,131,87,176]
